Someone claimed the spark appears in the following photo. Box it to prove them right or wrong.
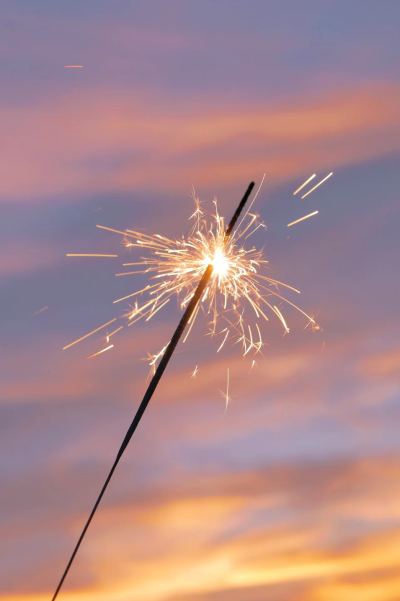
[32,306,48,317]
[64,65,83,68]
[183,304,199,343]
[303,312,323,334]
[217,330,230,352]
[63,318,116,350]
[244,222,267,240]
[301,172,333,199]
[287,211,319,227]
[225,368,230,411]
[86,345,114,359]
[293,174,316,195]
[273,305,289,333]
[145,298,170,320]
[66,254,118,258]
[191,365,199,378]
[96,225,131,237]
[106,326,124,341]
[145,342,170,375]
[113,284,158,304]
[115,270,148,276]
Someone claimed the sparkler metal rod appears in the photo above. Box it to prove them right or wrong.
[51,181,254,601]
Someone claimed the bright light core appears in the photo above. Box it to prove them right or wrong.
[210,247,229,278]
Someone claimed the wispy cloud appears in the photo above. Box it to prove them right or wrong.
[1,84,400,201]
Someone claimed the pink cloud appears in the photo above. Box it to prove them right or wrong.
[1,84,400,201]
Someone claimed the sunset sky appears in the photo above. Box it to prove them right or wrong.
[1,1,400,600]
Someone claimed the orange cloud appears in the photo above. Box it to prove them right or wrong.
[1,84,400,201]
[4,453,400,600]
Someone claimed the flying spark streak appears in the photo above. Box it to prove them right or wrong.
[149,342,170,367]
[115,270,148,276]
[217,330,230,352]
[63,318,116,350]
[191,365,199,378]
[96,225,132,237]
[32,305,48,317]
[183,305,199,343]
[106,326,123,341]
[301,172,333,199]
[273,305,289,333]
[225,368,230,411]
[66,254,118,258]
[293,174,316,195]
[113,284,159,304]
[64,65,83,68]
[287,211,319,227]
[86,345,114,359]
[244,222,267,240]
[145,298,170,321]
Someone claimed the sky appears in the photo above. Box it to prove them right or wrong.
[1,1,400,600]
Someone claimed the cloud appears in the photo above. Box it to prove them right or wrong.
[1,84,400,202]
[3,453,400,599]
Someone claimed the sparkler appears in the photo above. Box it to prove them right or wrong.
[51,182,256,600]
[54,172,322,598]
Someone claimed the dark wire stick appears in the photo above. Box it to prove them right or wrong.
[51,181,255,600]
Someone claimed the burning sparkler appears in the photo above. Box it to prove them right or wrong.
[53,177,321,599]
[52,182,257,600]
